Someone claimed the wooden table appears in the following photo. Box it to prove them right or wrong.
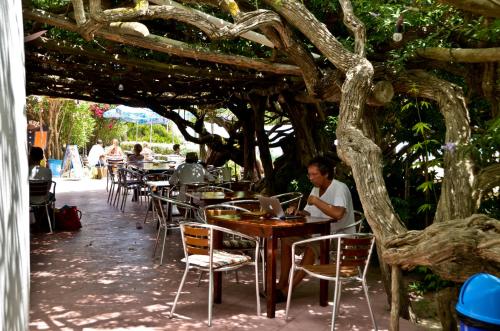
[206,212,336,318]
[186,190,259,206]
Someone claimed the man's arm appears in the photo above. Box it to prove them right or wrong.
[306,195,346,220]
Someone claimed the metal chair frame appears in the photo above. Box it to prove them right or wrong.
[150,193,202,264]
[170,222,260,326]
[29,179,56,233]
[285,233,377,331]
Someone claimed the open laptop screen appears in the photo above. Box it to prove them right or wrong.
[258,196,302,219]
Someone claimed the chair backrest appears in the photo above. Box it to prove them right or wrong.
[354,210,368,232]
[29,180,53,198]
[223,199,261,212]
[181,222,211,256]
[151,193,204,222]
[335,233,375,279]
[271,192,303,214]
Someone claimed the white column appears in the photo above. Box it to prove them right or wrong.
[0,1,30,330]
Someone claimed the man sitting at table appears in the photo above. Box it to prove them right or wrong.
[275,155,355,302]
[169,152,214,200]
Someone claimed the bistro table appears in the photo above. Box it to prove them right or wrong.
[186,190,259,207]
[206,211,336,318]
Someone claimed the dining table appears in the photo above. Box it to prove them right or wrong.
[206,211,337,318]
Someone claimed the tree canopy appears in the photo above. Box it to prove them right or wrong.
[22,0,499,328]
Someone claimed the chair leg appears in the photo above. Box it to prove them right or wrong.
[153,226,162,258]
[113,185,121,207]
[362,280,377,330]
[331,279,342,331]
[45,205,53,234]
[208,270,213,326]
[197,271,205,287]
[160,225,168,265]
[254,255,261,317]
[170,264,189,318]
[285,263,296,320]
[143,199,152,224]
[260,247,266,292]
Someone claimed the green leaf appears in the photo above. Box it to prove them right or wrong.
[417,203,433,214]
[412,122,431,135]
[417,181,434,192]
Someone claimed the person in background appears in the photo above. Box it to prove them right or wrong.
[128,143,145,163]
[275,156,355,302]
[87,139,105,167]
[29,146,52,180]
[105,138,125,160]
[173,143,181,156]
[141,142,154,161]
[169,152,214,199]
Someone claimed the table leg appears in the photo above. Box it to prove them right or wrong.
[319,226,329,306]
[265,236,277,318]
[214,230,222,304]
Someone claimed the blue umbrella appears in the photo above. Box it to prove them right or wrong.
[103,105,168,142]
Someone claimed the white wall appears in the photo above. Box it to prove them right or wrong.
[0,2,30,330]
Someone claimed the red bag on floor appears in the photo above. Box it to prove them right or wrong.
[55,205,82,231]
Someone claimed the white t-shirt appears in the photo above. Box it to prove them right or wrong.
[304,179,355,234]
[87,144,105,166]
[29,165,52,181]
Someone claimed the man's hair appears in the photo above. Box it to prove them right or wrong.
[97,139,103,144]
[30,147,44,163]
[173,144,180,151]
[134,143,143,153]
[308,156,335,180]
[185,152,198,163]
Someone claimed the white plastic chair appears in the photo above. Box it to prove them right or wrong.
[285,233,377,331]
[170,222,260,326]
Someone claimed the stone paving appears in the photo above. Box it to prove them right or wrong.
[29,178,426,330]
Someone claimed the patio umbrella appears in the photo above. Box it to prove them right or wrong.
[103,105,168,143]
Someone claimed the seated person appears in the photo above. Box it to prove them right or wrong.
[276,156,355,301]
[87,139,106,167]
[29,147,54,225]
[140,142,154,161]
[169,152,214,200]
[105,138,125,160]
[128,143,145,163]
[29,146,52,181]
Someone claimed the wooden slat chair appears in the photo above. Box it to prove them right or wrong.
[29,179,56,233]
[150,193,203,265]
[285,233,377,331]
[170,222,260,326]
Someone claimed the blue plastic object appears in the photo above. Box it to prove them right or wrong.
[47,159,62,177]
[456,273,500,330]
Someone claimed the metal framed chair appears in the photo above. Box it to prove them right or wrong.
[151,193,202,264]
[271,192,303,214]
[170,222,260,326]
[285,233,377,331]
[29,179,56,233]
[114,167,143,212]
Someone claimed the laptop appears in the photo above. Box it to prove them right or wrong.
[258,196,302,220]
